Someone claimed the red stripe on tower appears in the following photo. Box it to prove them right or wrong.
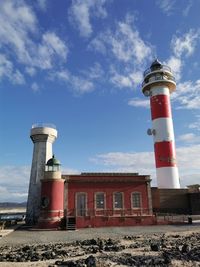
[150,94,172,120]
[154,141,176,168]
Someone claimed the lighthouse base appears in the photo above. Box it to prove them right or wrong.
[156,167,180,189]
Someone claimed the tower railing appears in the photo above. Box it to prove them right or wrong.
[143,64,172,77]
[32,123,57,129]
[142,74,176,87]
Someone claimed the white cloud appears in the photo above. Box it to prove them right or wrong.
[129,71,143,85]
[91,144,200,188]
[0,0,37,65]
[0,165,30,202]
[37,0,47,11]
[188,115,200,131]
[86,63,104,80]
[182,0,193,16]
[31,82,39,92]
[177,133,200,144]
[112,18,152,64]
[166,29,200,84]
[0,0,68,85]
[0,53,25,84]
[0,164,79,202]
[36,32,68,70]
[128,98,150,108]
[89,32,107,54]
[89,14,153,90]
[62,167,80,175]
[69,0,107,37]
[110,68,133,88]
[109,67,143,89]
[172,80,200,109]
[25,67,36,76]
[50,62,104,94]
[90,15,153,65]
[42,32,68,60]
[71,76,94,93]
[51,69,94,94]
[166,56,182,81]
[171,29,200,58]
[156,0,176,15]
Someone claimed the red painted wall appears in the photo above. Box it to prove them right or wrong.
[41,180,64,211]
[38,179,64,229]
[66,175,153,228]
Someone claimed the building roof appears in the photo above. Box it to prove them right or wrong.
[62,172,151,183]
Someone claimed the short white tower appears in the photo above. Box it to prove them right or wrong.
[26,124,57,225]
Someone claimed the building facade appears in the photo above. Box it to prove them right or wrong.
[63,173,154,229]
[37,154,155,229]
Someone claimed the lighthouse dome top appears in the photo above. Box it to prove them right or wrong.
[150,59,162,71]
[46,155,61,172]
[46,155,61,166]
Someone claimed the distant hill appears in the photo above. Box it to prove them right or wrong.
[0,202,27,208]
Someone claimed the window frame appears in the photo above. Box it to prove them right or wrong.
[131,192,142,209]
[113,191,124,210]
[75,192,87,216]
[95,192,106,210]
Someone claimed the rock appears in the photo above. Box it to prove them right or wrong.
[85,255,96,267]
[150,243,160,251]
[81,239,97,246]
[22,245,31,252]
[181,244,191,253]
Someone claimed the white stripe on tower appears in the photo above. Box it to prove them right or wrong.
[142,59,180,189]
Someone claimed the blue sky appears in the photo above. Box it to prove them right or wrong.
[1,0,200,202]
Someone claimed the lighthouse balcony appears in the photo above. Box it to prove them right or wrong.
[143,64,172,77]
[142,73,176,95]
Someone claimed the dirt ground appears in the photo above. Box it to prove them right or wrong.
[0,224,200,266]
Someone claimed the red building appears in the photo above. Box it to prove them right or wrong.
[63,173,154,229]
[38,156,154,229]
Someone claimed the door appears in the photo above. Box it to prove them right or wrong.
[76,193,87,216]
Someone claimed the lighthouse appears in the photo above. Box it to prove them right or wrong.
[38,155,64,229]
[142,59,180,189]
[26,124,57,225]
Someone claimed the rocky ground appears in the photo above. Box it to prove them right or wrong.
[0,230,200,266]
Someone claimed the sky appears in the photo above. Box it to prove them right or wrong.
[0,0,200,202]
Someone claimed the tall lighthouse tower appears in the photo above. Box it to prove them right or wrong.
[142,59,180,189]
[26,124,57,225]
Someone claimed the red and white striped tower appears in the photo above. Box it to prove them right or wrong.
[142,59,180,188]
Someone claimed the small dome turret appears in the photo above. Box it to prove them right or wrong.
[150,59,162,71]
[46,155,61,172]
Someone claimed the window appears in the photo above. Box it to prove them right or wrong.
[132,192,141,208]
[41,196,49,208]
[76,193,87,216]
[114,192,123,209]
[95,193,105,209]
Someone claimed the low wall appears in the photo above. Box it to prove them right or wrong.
[151,188,190,214]
[76,215,155,228]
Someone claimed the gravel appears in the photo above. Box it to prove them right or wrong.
[0,223,200,246]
